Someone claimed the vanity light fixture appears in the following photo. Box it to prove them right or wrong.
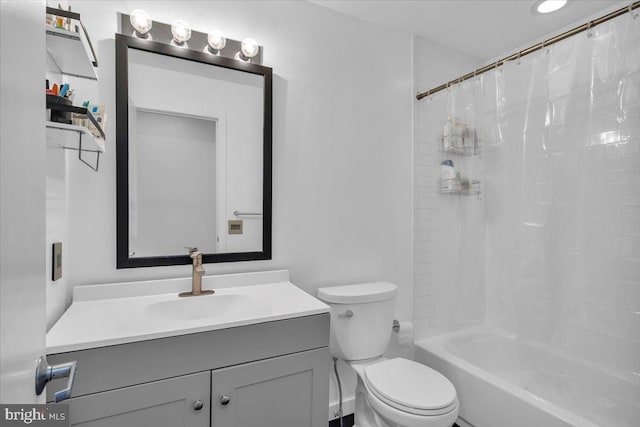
[205,29,226,55]
[532,0,569,15]
[171,19,192,47]
[130,9,152,39]
[235,37,259,62]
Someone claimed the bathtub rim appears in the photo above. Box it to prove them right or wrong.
[414,326,602,427]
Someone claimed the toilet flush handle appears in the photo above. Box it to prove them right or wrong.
[337,310,354,318]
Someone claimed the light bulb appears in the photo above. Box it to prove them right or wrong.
[532,0,568,14]
[130,10,152,38]
[171,20,192,46]
[240,38,259,59]
[206,29,226,54]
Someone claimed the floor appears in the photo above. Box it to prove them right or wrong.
[328,414,460,427]
[328,414,354,427]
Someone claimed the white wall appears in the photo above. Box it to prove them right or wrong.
[45,138,71,330]
[412,37,484,340]
[47,0,414,419]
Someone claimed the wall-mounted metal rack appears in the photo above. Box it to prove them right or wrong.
[46,98,105,172]
[439,178,482,199]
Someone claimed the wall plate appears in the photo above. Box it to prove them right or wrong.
[228,220,243,235]
[52,242,62,281]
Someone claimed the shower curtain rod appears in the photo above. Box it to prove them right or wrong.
[416,1,640,100]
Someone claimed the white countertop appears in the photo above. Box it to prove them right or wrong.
[46,270,329,354]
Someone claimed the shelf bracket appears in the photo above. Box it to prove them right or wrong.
[58,132,101,172]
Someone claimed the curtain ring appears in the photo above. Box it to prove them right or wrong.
[516,52,521,65]
[586,21,593,38]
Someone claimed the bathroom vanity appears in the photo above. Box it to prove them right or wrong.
[46,270,330,427]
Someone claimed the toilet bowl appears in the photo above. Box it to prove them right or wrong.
[317,282,458,427]
[351,357,458,427]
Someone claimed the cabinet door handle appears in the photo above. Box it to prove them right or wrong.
[193,400,204,411]
[220,395,231,406]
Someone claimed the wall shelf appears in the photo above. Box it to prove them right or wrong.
[46,99,105,172]
[46,7,98,80]
[46,122,105,152]
[46,122,103,172]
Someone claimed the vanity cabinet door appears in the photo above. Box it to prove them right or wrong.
[67,371,210,427]
[211,347,329,427]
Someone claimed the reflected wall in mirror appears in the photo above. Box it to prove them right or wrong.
[116,34,272,268]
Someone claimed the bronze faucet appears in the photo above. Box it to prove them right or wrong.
[179,248,214,297]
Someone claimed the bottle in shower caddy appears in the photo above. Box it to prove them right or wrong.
[443,116,475,154]
[453,119,465,152]
[443,116,454,152]
[441,160,456,193]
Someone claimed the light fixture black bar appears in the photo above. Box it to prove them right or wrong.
[417,1,640,100]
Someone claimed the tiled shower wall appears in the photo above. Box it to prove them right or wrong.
[413,38,483,340]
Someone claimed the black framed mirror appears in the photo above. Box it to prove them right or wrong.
[115,34,272,268]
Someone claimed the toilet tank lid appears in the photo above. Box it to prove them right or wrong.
[317,282,397,304]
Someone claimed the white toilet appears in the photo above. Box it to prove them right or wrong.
[318,282,458,427]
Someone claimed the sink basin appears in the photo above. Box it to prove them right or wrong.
[145,294,251,321]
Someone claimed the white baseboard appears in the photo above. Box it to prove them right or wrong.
[328,396,355,421]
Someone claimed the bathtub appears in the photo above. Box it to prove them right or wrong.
[414,327,639,427]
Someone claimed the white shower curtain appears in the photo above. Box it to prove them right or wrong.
[415,10,640,427]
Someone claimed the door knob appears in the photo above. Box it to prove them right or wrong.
[220,395,231,406]
[193,400,204,411]
[35,356,77,402]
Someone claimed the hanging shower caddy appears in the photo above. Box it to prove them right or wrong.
[439,117,482,197]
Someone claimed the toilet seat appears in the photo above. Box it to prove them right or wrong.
[363,358,458,416]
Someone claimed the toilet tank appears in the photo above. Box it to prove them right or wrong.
[317,282,397,361]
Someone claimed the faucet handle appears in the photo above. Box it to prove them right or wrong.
[185,246,199,255]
